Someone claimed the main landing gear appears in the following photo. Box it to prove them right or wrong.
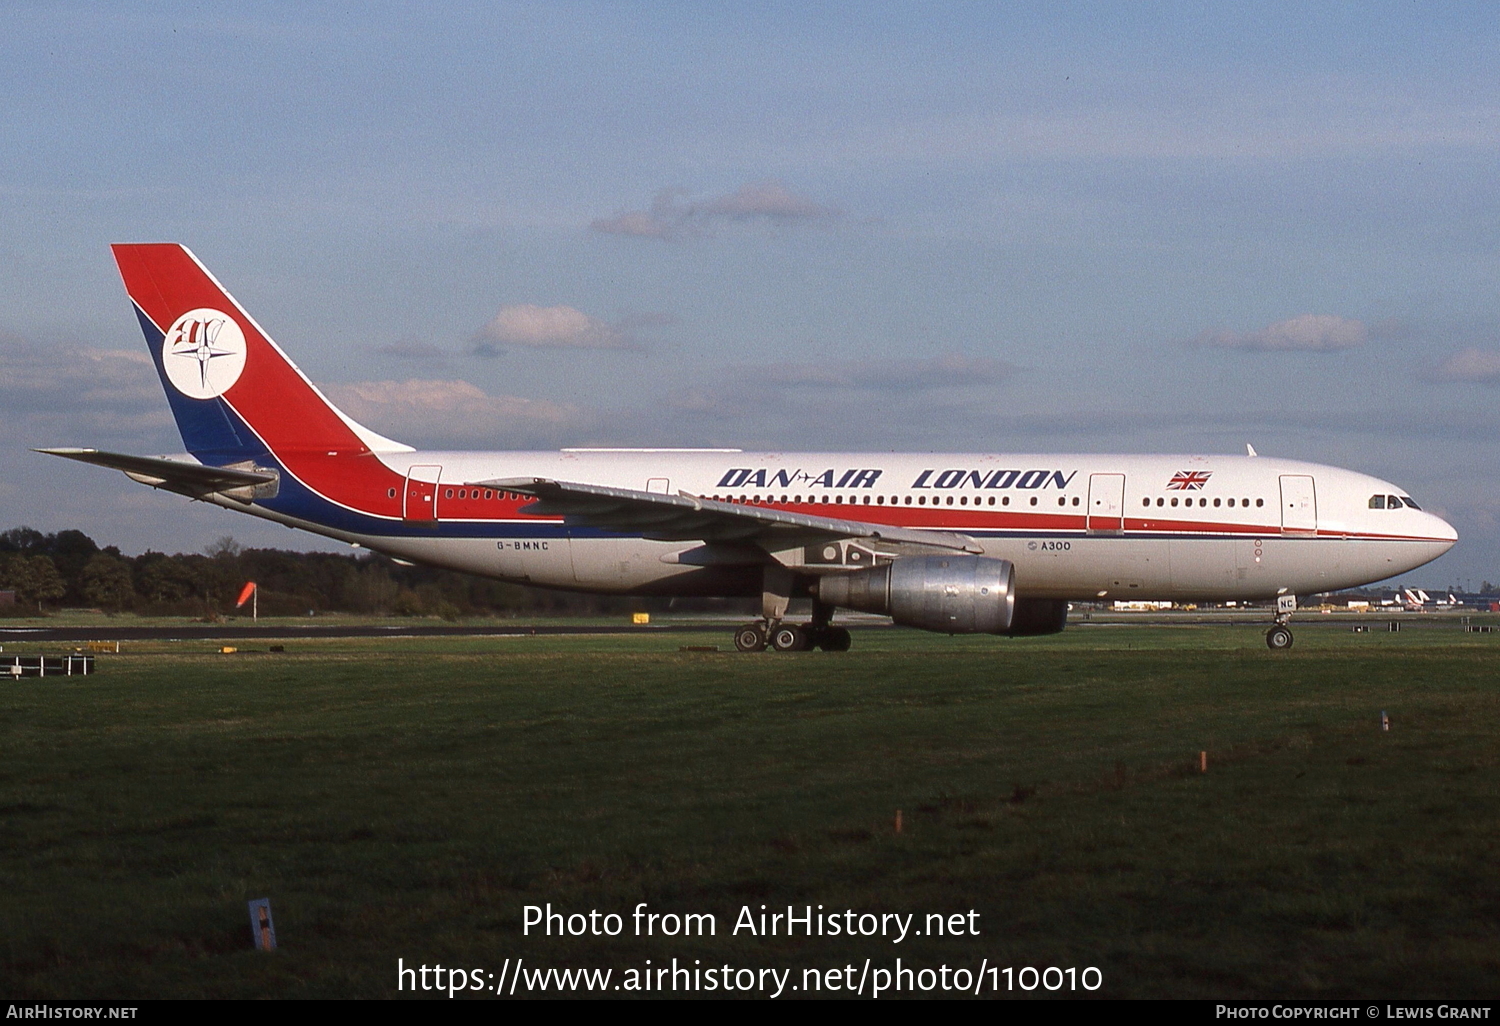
[733,622,852,653]
[734,596,852,653]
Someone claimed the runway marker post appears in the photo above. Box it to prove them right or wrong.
[249,898,277,951]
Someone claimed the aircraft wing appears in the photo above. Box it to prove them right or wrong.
[35,448,277,499]
[480,477,983,553]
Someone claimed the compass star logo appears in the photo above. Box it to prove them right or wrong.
[161,308,247,399]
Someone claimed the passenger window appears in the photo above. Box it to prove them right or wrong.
[1213,498,1221,507]
[1029,497,1037,506]
[1143,498,1150,507]
[1073,497,1080,506]
[1170,497,1178,507]
[906,496,913,505]
[1255,499,1263,507]
[1057,497,1065,507]
[946,496,954,506]
[960,496,968,506]
[1003,496,1010,506]
[1156,497,1164,507]
[387,488,396,498]
[444,489,453,498]
[918,496,926,505]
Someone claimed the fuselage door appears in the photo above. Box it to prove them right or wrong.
[404,465,442,521]
[1087,473,1126,535]
[1279,475,1317,535]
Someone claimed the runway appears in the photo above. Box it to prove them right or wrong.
[0,614,1457,644]
[0,623,727,643]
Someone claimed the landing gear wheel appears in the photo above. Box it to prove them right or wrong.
[819,626,853,652]
[734,624,767,653]
[770,624,811,652]
[1266,625,1294,650]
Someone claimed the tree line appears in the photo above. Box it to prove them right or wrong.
[0,526,743,619]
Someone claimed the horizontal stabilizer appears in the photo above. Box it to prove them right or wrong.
[35,448,277,499]
[481,477,983,553]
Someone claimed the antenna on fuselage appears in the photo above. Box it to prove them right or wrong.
[1246,443,1258,457]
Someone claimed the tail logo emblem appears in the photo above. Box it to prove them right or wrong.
[162,308,247,399]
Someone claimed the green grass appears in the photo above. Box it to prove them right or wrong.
[1,622,1498,998]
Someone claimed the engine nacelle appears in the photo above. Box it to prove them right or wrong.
[816,555,1015,634]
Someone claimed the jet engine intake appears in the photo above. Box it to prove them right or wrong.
[815,555,1016,634]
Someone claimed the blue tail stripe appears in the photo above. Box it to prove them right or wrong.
[135,304,262,461]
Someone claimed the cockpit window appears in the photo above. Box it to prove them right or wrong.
[1401,496,1421,510]
[1387,495,1403,509]
[1368,494,1385,509]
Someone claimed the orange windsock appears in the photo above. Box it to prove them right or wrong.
[235,581,257,607]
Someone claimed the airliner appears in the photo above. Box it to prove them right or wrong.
[40,244,1457,651]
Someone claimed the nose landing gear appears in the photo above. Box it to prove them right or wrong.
[1265,593,1296,650]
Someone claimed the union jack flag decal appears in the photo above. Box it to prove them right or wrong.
[1167,470,1213,490]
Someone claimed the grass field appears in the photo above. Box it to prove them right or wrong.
[1,619,1498,999]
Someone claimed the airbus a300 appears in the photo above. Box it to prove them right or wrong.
[41,244,1457,651]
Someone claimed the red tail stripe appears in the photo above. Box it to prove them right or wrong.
[112,244,368,457]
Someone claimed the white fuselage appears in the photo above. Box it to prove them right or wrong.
[220,449,1456,602]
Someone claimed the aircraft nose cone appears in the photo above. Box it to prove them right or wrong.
[1432,513,1459,546]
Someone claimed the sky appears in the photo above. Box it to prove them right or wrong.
[1,1,1497,588]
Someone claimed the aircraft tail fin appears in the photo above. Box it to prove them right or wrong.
[110,243,412,463]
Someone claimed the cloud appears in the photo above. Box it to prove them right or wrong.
[698,181,836,220]
[614,311,679,331]
[470,304,627,356]
[589,210,674,240]
[326,378,585,448]
[760,354,1019,391]
[373,341,451,361]
[1193,314,1369,352]
[590,180,839,241]
[680,353,1018,413]
[605,354,1021,452]
[1427,348,1500,384]
[0,339,173,444]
